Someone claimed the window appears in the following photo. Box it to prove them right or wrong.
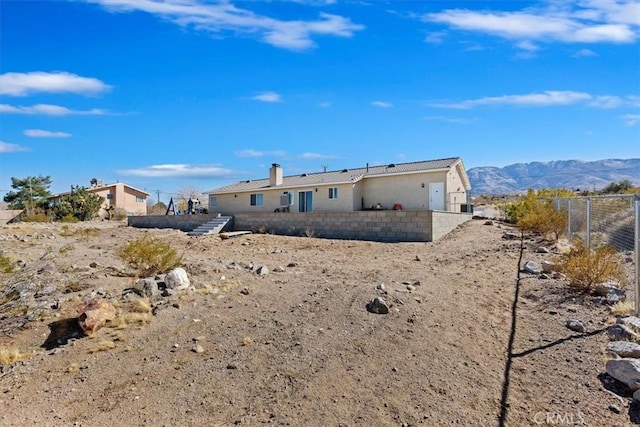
[135,196,144,203]
[250,193,264,206]
[106,193,113,200]
[329,187,338,199]
[209,196,217,207]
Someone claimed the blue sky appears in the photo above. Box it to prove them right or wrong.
[1,0,639,203]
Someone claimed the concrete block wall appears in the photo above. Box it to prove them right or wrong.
[127,214,224,232]
[431,211,472,240]
[234,211,434,242]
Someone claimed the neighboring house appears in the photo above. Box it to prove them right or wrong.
[51,181,149,217]
[205,157,471,215]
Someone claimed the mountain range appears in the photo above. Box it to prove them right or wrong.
[467,158,640,195]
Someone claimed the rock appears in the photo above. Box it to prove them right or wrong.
[240,287,250,295]
[633,389,640,402]
[536,246,550,253]
[484,220,493,225]
[595,282,621,297]
[566,319,586,333]
[366,297,389,314]
[502,232,519,240]
[77,299,116,335]
[618,316,640,333]
[608,404,621,414]
[541,260,554,273]
[165,267,190,291]
[552,272,566,280]
[256,266,269,276]
[607,342,640,358]
[607,324,638,341]
[273,265,285,273]
[89,261,99,268]
[192,344,204,354]
[523,261,541,275]
[406,284,416,292]
[606,358,640,391]
[606,289,627,304]
[554,239,572,254]
[414,255,421,261]
[376,283,386,292]
[134,278,160,300]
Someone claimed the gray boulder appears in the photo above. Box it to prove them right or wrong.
[367,297,389,314]
[607,342,640,359]
[165,267,190,291]
[523,261,541,275]
[606,358,640,391]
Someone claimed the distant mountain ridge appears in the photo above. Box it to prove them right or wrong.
[467,158,640,195]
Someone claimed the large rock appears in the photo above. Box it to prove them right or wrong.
[606,358,640,391]
[523,261,541,275]
[134,278,160,300]
[541,260,554,274]
[618,316,640,333]
[595,281,622,297]
[607,342,640,358]
[77,299,116,335]
[165,267,190,291]
[607,324,638,341]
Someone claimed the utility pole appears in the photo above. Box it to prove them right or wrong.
[156,190,161,204]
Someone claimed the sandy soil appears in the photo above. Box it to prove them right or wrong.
[0,218,636,426]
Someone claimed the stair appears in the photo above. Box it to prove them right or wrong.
[187,216,233,236]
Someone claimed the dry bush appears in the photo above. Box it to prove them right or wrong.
[59,225,100,238]
[555,239,626,292]
[118,235,182,276]
[0,347,31,365]
[611,301,634,317]
[0,254,15,273]
[59,243,75,254]
[21,212,51,223]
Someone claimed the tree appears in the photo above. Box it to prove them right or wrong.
[602,180,634,194]
[147,201,167,215]
[52,186,104,221]
[3,175,52,214]
[175,186,200,212]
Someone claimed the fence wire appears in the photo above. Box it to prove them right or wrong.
[551,194,639,313]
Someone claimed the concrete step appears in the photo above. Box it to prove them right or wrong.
[187,216,232,236]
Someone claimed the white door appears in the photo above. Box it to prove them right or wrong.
[429,182,445,211]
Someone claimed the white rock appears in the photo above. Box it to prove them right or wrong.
[541,260,554,274]
[165,267,190,291]
[606,358,640,391]
[607,342,640,359]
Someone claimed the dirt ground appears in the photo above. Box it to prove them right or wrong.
[0,217,637,426]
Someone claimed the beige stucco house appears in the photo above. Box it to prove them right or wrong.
[205,157,471,215]
[52,181,149,217]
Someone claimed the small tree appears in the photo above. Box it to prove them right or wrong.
[504,189,568,241]
[147,201,167,215]
[53,186,104,221]
[3,175,52,214]
[602,180,634,194]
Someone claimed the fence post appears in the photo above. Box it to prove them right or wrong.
[567,199,572,238]
[635,196,639,316]
[586,198,591,249]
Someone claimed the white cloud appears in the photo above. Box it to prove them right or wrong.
[572,48,598,57]
[423,115,477,124]
[428,91,598,109]
[623,114,640,126]
[589,95,623,108]
[516,40,540,51]
[0,104,109,116]
[235,149,286,158]
[319,101,332,108]
[371,101,393,108]
[251,91,282,103]
[0,141,29,153]
[425,1,639,48]
[118,164,237,178]
[85,0,364,51]
[24,129,72,138]
[299,152,339,160]
[0,71,111,97]
[424,31,446,44]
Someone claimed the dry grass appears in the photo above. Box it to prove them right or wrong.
[0,254,15,273]
[67,363,80,373]
[0,347,31,365]
[88,340,116,354]
[131,297,152,313]
[59,225,100,239]
[242,336,253,346]
[109,312,153,329]
[611,301,635,317]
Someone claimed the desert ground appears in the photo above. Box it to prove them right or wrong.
[0,216,637,426]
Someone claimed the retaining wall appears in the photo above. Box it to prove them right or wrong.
[127,214,223,232]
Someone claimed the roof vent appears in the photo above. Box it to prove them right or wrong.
[388,163,396,168]
[342,169,349,172]
[301,173,307,177]
[246,180,252,183]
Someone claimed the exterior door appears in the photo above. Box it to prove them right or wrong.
[429,182,445,211]
[298,191,313,212]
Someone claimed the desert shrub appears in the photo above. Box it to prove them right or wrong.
[59,243,75,254]
[59,225,99,239]
[112,208,128,221]
[503,189,568,241]
[59,213,79,223]
[0,254,15,273]
[253,224,269,234]
[0,347,31,365]
[21,212,50,223]
[118,235,182,276]
[555,239,626,292]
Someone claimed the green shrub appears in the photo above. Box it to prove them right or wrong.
[503,189,568,241]
[21,212,50,222]
[555,239,626,292]
[59,213,79,223]
[118,235,182,276]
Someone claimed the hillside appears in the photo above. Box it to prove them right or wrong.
[468,158,640,195]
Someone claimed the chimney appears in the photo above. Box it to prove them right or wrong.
[269,163,283,186]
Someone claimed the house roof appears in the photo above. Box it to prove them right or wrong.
[52,182,150,198]
[207,157,471,195]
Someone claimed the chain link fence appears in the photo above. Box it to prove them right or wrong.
[551,194,640,313]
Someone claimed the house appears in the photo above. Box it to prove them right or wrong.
[51,180,149,217]
[205,157,471,215]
